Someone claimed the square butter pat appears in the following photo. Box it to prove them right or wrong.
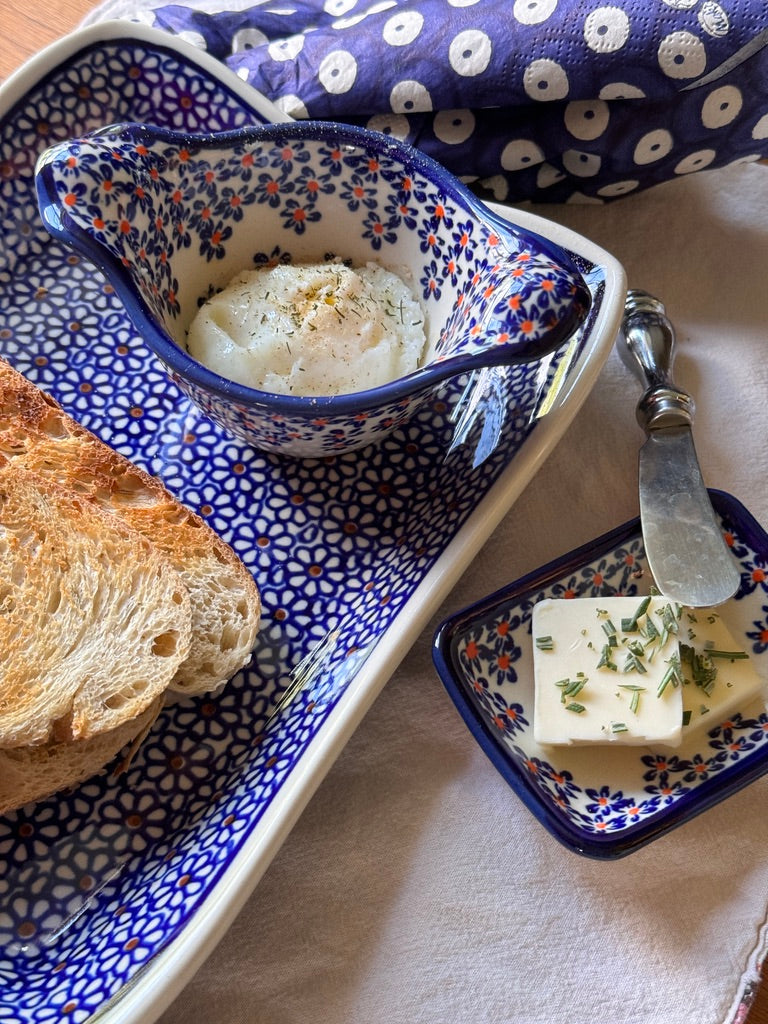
[678,607,765,734]
[532,596,684,747]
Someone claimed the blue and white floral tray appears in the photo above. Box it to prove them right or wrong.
[0,22,624,1023]
[433,490,768,860]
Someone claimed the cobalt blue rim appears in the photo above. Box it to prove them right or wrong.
[34,118,592,418]
[432,490,768,859]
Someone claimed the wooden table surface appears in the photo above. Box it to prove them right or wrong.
[0,1,766,1021]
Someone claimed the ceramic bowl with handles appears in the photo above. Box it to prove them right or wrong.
[35,120,591,457]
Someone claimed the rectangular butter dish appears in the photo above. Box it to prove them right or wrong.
[432,491,768,859]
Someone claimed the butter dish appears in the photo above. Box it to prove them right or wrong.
[432,491,768,859]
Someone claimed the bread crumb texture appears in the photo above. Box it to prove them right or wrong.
[0,358,261,813]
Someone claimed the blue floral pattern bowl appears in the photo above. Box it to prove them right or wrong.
[433,491,768,859]
[35,120,591,457]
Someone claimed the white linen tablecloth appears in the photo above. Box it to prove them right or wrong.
[145,158,768,1024]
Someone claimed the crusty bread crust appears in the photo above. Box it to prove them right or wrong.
[0,359,260,695]
[0,698,162,816]
[0,456,191,746]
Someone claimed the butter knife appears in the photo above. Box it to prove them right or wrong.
[618,289,740,607]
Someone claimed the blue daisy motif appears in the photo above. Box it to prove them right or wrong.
[746,606,768,654]
[0,804,62,866]
[442,249,462,287]
[14,102,69,159]
[102,46,160,103]
[424,197,454,233]
[213,149,258,185]
[154,74,219,132]
[640,750,687,781]
[99,791,171,853]
[489,612,523,644]
[317,142,345,174]
[270,502,322,547]
[354,460,413,512]
[140,734,218,795]
[464,672,492,702]
[170,698,250,746]
[385,191,419,231]
[610,545,645,590]
[218,181,257,222]
[231,518,293,571]
[204,445,262,487]
[576,555,618,594]
[449,218,477,260]
[541,764,580,804]
[339,172,378,211]
[198,219,233,261]
[0,882,69,959]
[746,715,768,743]
[156,867,209,917]
[282,545,345,599]
[399,172,430,206]
[279,197,321,233]
[255,169,291,207]
[643,779,688,805]
[583,785,635,818]
[58,66,112,123]
[680,751,728,783]
[354,150,386,183]
[40,301,104,354]
[604,801,646,830]
[320,504,382,552]
[269,138,311,175]
[97,388,178,448]
[105,910,170,973]
[417,218,442,257]
[52,368,116,417]
[0,200,48,265]
[709,730,757,761]
[295,164,336,204]
[48,846,119,914]
[547,575,582,600]
[485,690,527,734]
[0,304,44,361]
[420,259,442,301]
[361,211,396,249]
[158,414,225,468]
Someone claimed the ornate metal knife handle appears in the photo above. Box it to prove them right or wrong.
[619,289,695,432]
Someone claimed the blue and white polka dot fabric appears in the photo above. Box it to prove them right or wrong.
[144,0,768,202]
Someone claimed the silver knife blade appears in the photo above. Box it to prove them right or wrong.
[619,290,740,607]
[639,426,740,606]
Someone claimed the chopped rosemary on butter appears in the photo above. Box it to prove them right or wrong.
[532,594,760,748]
[621,596,651,633]
[619,684,646,715]
[596,644,618,671]
[657,654,682,697]
[704,649,749,661]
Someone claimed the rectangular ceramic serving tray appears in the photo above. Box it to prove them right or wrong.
[433,490,768,860]
[0,21,625,1024]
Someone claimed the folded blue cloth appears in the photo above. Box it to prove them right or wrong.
[147,0,768,201]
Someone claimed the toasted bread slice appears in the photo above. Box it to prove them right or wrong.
[0,360,260,696]
[0,457,191,747]
[0,697,162,815]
